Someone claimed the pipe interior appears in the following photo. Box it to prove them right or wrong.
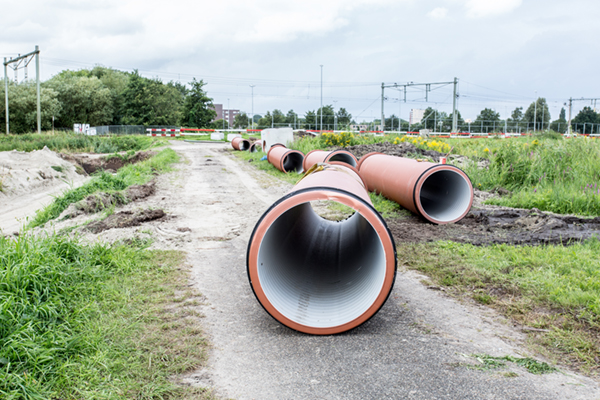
[328,153,357,167]
[239,140,250,151]
[419,169,471,223]
[282,152,304,173]
[257,201,387,328]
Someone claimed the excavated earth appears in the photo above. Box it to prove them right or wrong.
[60,150,155,174]
[344,142,600,246]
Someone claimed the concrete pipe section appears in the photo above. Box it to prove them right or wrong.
[249,141,262,153]
[267,144,305,174]
[231,137,250,151]
[302,149,358,172]
[357,153,473,224]
[247,163,397,335]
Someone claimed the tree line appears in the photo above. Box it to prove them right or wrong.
[0,66,217,134]
[2,67,598,134]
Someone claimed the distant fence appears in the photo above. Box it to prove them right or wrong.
[90,125,178,135]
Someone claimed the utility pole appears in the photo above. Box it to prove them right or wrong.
[567,97,572,135]
[333,100,337,131]
[381,82,385,132]
[227,98,230,129]
[36,45,40,134]
[320,65,323,132]
[533,91,537,132]
[249,85,255,129]
[452,77,458,133]
[3,57,7,134]
[3,45,40,134]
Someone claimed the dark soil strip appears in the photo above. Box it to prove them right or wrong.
[85,209,165,234]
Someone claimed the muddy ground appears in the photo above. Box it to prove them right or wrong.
[60,150,155,174]
[343,142,600,246]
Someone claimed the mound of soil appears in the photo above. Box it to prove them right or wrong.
[85,209,165,234]
[344,142,445,161]
[0,146,86,198]
[60,181,156,219]
[386,208,600,246]
[60,150,155,175]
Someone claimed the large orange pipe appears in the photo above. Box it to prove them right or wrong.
[231,137,250,151]
[302,149,358,172]
[249,141,262,153]
[267,144,305,173]
[247,163,397,335]
[357,153,473,224]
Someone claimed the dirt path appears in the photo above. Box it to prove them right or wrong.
[160,142,599,400]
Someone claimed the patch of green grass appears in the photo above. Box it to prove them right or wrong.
[447,136,600,216]
[28,148,179,228]
[232,149,301,185]
[399,240,600,373]
[50,165,64,173]
[369,192,411,219]
[0,132,164,153]
[467,354,557,374]
[0,234,212,399]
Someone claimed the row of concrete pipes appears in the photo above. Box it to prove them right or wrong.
[232,137,474,335]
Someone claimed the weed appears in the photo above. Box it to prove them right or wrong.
[466,354,557,374]
[50,165,64,172]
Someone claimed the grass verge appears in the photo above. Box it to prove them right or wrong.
[0,234,211,399]
[398,239,600,375]
[28,148,179,228]
[0,132,164,153]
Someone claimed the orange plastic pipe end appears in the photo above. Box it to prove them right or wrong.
[267,144,304,173]
[249,141,263,153]
[247,163,397,335]
[358,153,473,224]
[231,137,250,151]
[302,149,358,172]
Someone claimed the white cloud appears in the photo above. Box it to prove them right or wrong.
[428,7,449,19]
[464,0,522,18]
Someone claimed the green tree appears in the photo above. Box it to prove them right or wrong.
[474,108,501,133]
[304,110,317,130]
[511,107,523,121]
[88,66,130,124]
[180,78,215,128]
[572,106,600,134]
[0,82,61,134]
[336,108,352,128]
[315,105,335,129]
[285,109,298,127]
[120,71,183,126]
[550,107,567,133]
[44,74,114,128]
[233,112,249,128]
[523,98,550,130]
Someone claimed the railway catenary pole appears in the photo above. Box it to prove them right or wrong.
[381,78,459,134]
[4,57,8,134]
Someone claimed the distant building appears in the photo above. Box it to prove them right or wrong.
[409,109,426,125]
[212,104,240,127]
[350,124,368,131]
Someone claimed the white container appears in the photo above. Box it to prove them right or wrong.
[211,132,225,141]
[261,128,294,153]
[227,133,242,142]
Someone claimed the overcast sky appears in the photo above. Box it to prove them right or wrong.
[2,0,599,122]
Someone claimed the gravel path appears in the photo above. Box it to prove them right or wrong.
[167,141,599,400]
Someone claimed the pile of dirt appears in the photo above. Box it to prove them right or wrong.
[344,142,445,161]
[0,146,86,198]
[59,181,156,219]
[85,209,166,234]
[386,207,600,246]
[60,150,155,175]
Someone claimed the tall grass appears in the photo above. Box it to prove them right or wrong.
[28,148,179,228]
[450,137,600,216]
[0,132,162,153]
[0,234,209,399]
